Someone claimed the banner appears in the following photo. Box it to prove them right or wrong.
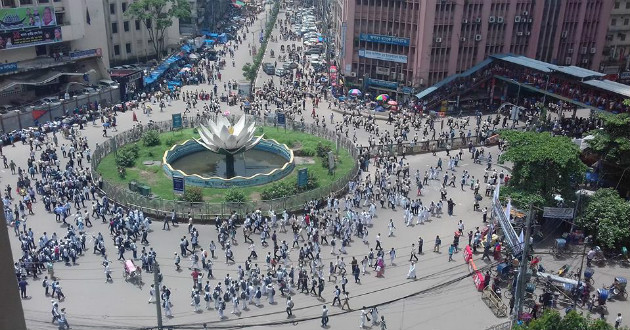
[173,176,185,194]
[0,6,57,31]
[0,26,62,50]
[0,62,17,74]
[172,113,183,129]
[367,78,398,90]
[70,48,103,60]
[358,49,407,63]
[360,33,410,46]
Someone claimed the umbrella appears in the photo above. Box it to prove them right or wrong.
[348,89,362,96]
[387,100,398,106]
[223,111,231,116]
[375,94,389,102]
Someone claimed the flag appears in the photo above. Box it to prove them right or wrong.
[132,111,138,122]
[493,178,501,202]
[32,109,47,121]
[519,229,524,244]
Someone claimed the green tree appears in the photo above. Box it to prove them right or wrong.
[513,310,617,330]
[126,0,192,59]
[499,131,587,208]
[587,112,630,188]
[575,188,630,249]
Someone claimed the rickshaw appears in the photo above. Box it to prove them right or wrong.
[607,277,628,300]
[123,259,142,283]
[596,288,609,312]
[550,238,568,258]
[583,268,595,286]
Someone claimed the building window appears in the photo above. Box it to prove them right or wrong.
[114,45,120,56]
[621,34,627,41]
[615,2,620,9]
[110,3,116,15]
[39,0,50,2]
[627,2,630,9]
[122,2,127,12]
[111,22,118,34]
[124,21,130,32]
[135,20,141,30]
[126,43,132,53]
[146,20,152,29]
[20,0,33,4]
[625,18,630,25]
[612,18,617,26]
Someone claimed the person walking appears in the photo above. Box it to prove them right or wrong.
[341,291,351,310]
[409,244,418,262]
[286,296,294,317]
[380,316,387,330]
[321,305,329,327]
[360,306,370,328]
[448,244,455,261]
[18,276,28,299]
[615,313,623,329]
[148,284,155,303]
[57,308,70,329]
[434,235,441,252]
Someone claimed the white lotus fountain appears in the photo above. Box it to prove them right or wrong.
[196,115,263,178]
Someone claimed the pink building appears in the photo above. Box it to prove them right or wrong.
[332,0,614,97]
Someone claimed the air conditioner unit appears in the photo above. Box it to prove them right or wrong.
[461,37,467,42]
[517,32,523,36]
[463,19,468,23]
[568,48,574,54]
[526,31,531,36]
[514,16,521,23]
[581,47,588,54]
[475,17,481,23]
[565,57,572,65]
[489,16,496,23]
[582,59,589,64]
[522,11,529,16]
[475,34,482,41]
[561,31,568,38]
[435,37,442,43]
[590,47,596,54]
[528,19,533,23]
[497,17,504,23]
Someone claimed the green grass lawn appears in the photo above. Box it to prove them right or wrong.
[97,127,354,203]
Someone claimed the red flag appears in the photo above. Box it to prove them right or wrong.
[132,111,138,122]
[32,109,47,121]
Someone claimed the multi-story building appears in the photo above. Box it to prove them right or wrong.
[0,0,112,109]
[333,0,614,97]
[601,0,630,77]
[105,0,182,66]
[179,0,203,36]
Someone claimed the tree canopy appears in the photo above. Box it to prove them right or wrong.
[587,112,630,168]
[126,0,192,59]
[513,310,619,330]
[575,188,630,249]
[499,131,587,208]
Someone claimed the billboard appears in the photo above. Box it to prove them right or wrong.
[358,49,408,63]
[0,26,62,50]
[0,6,57,31]
[359,34,410,46]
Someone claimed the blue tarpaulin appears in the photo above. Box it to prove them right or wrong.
[144,53,184,85]
[181,45,192,53]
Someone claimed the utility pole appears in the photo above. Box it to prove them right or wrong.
[574,235,592,307]
[513,203,533,318]
[154,262,163,330]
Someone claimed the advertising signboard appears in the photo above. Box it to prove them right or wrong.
[0,6,57,31]
[277,113,286,126]
[172,113,183,129]
[173,176,185,194]
[359,33,410,46]
[297,168,308,188]
[0,62,17,74]
[70,48,103,60]
[0,26,62,50]
[358,49,407,63]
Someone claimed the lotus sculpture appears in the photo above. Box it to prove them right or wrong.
[196,115,262,178]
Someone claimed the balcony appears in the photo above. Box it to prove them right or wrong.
[0,52,102,78]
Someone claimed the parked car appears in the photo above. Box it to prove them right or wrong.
[283,62,298,70]
[275,68,287,77]
[263,63,275,75]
